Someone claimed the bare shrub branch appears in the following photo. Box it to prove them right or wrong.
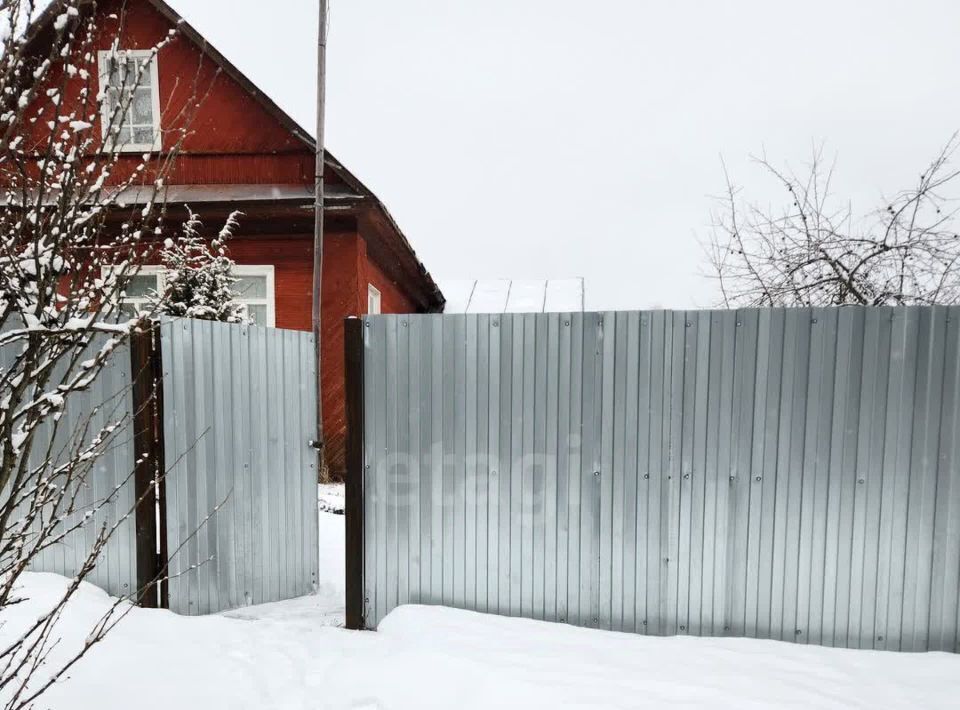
[0,2,225,707]
[708,136,960,307]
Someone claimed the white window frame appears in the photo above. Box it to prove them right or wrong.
[103,265,164,315]
[232,265,276,327]
[102,264,276,327]
[367,284,382,315]
[97,49,162,153]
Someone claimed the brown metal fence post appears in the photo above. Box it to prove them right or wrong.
[130,321,168,609]
[344,317,365,629]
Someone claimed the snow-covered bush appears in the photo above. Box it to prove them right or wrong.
[151,210,251,324]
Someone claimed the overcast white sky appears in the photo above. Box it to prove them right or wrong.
[173,0,960,310]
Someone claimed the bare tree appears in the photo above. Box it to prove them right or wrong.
[0,2,209,707]
[708,136,960,307]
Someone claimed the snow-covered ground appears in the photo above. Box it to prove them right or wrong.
[3,487,960,709]
[317,482,345,515]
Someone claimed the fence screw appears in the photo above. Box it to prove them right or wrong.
[736,321,742,327]
[402,321,408,327]
[642,620,648,626]
[729,475,736,482]
[795,629,802,636]
[858,478,865,484]
[643,474,650,480]
[365,464,370,470]
[755,476,762,482]
[812,318,818,324]
[593,617,599,624]
[365,322,371,328]
[594,471,601,477]
[724,625,731,631]
[680,625,686,631]
[493,321,499,328]
[564,321,570,327]
[877,635,884,642]
[683,473,690,480]
[685,321,692,328]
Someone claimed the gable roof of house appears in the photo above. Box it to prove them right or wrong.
[26,0,445,311]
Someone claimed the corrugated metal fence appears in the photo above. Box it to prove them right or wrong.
[1,334,138,597]
[16,319,319,615]
[161,319,319,615]
[352,307,960,652]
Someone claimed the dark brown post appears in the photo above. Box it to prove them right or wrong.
[344,317,365,630]
[130,322,168,609]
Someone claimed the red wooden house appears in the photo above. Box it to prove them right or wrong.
[25,0,445,478]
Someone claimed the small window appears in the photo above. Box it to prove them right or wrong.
[368,284,382,315]
[111,266,164,319]
[232,265,276,327]
[98,49,162,152]
[104,264,276,327]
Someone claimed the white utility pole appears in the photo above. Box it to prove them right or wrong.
[312,0,328,472]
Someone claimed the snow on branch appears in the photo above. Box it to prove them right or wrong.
[0,2,226,707]
[151,208,252,324]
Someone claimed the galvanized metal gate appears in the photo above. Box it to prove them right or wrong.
[21,318,320,615]
[346,307,960,652]
[160,319,319,615]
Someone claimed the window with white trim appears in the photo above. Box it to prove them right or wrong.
[367,284,382,315]
[231,265,276,327]
[106,265,276,327]
[111,265,164,320]
[97,49,162,152]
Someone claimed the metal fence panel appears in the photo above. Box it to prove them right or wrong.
[0,333,137,598]
[359,307,960,652]
[161,319,319,615]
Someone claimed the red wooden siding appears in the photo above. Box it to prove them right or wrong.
[364,249,417,316]
[97,0,311,178]
[320,233,364,478]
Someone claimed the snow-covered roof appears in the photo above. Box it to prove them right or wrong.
[439,279,585,314]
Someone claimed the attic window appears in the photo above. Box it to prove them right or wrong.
[97,49,161,152]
